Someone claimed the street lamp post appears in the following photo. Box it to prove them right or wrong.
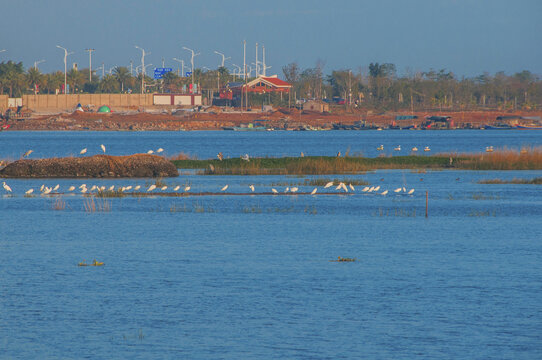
[135,46,150,94]
[85,48,95,82]
[213,51,231,68]
[33,60,45,70]
[183,46,200,90]
[172,58,185,77]
[56,45,73,94]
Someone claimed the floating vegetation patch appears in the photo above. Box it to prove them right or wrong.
[478,177,542,185]
[470,193,500,200]
[330,257,357,262]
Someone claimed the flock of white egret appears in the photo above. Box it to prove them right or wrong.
[2,180,415,197]
[18,145,165,158]
[378,145,431,152]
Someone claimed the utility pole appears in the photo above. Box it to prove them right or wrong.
[255,42,258,78]
[56,45,73,94]
[130,60,133,76]
[135,46,150,94]
[85,48,95,82]
[243,40,246,80]
[262,45,266,76]
[183,46,200,90]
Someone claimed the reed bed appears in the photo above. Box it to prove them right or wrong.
[171,148,542,175]
[51,197,66,211]
[478,177,542,184]
[84,196,112,212]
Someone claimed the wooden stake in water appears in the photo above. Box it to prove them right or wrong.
[425,190,429,217]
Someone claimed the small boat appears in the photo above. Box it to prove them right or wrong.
[483,124,514,130]
[515,124,542,130]
[78,259,105,266]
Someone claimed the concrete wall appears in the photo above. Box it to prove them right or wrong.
[0,95,8,112]
[22,94,155,112]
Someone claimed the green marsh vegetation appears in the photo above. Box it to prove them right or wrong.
[478,177,542,185]
[172,148,542,175]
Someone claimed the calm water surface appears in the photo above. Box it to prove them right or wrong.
[1,131,541,359]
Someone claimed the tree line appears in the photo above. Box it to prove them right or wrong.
[1,59,541,111]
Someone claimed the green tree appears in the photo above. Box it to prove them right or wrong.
[113,66,131,92]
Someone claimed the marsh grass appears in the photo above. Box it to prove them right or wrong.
[172,148,542,175]
[373,207,417,217]
[84,196,112,212]
[471,192,500,200]
[52,197,66,211]
[478,177,542,185]
[168,152,198,161]
[96,190,127,198]
[469,210,497,217]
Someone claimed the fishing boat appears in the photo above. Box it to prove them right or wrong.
[483,124,514,130]
[515,124,542,130]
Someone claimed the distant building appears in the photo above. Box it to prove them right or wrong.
[303,100,329,112]
[230,75,292,95]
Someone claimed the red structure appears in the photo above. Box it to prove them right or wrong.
[230,75,292,95]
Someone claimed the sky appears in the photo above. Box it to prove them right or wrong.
[1,0,541,78]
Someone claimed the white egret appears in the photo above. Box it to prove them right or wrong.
[362,186,369,192]
[25,188,34,195]
[2,182,12,192]
[290,187,298,193]
[157,148,164,153]
[335,183,342,190]
[147,184,156,192]
[81,187,88,193]
[424,146,431,152]
[381,190,389,195]
[394,145,401,151]
[80,148,87,155]
[100,144,106,153]
[221,185,229,191]
[161,186,167,191]
[340,183,348,192]
[402,187,406,192]
[310,188,317,195]
[147,150,154,154]
[100,186,106,191]
[53,184,60,191]
[271,188,278,194]
[368,186,374,192]
[108,185,115,191]
[23,150,33,158]
[184,186,191,192]
[173,185,180,191]
[377,145,384,151]
[408,189,415,195]
[394,188,402,193]
[412,147,418,152]
[324,181,334,188]
[349,184,355,191]
[90,185,97,191]
[249,184,255,192]
[40,184,45,192]
[42,187,52,195]
[374,186,381,191]
[241,154,250,162]
[285,187,289,193]
[68,186,75,192]
[134,185,141,191]
[120,187,125,192]
[79,184,86,189]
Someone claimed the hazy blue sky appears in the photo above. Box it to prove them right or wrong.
[1,0,540,77]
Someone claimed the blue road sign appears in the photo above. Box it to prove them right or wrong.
[153,67,173,79]
[185,71,192,77]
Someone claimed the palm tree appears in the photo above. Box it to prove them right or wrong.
[26,67,43,94]
[67,68,85,93]
[113,66,131,92]
[99,74,118,93]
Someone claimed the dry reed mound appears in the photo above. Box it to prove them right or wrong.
[0,154,179,178]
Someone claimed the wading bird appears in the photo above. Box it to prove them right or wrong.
[147,150,154,154]
[184,186,191,192]
[349,184,355,191]
[125,186,132,191]
[53,184,60,191]
[381,190,389,195]
[157,148,164,153]
[2,182,12,192]
[408,189,415,195]
[412,147,418,152]
[161,186,167,191]
[23,150,33,158]
[311,188,317,195]
[394,188,402,193]
[25,188,34,195]
[374,186,380,192]
[324,181,334,188]
[108,185,115,191]
[424,146,430,152]
[290,187,298,193]
[249,185,255,192]
[284,187,289,193]
[173,185,180,191]
[241,154,250,162]
[80,148,87,155]
[100,144,106,153]
[68,186,75,192]
[377,145,384,151]
[134,185,141,191]
[147,185,156,192]
[394,145,401,151]
[221,185,228,191]
[271,188,278,194]
[362,186,369,192]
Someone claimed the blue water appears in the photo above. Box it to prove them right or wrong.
[0,130,541,159]
[1,131,542,359]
